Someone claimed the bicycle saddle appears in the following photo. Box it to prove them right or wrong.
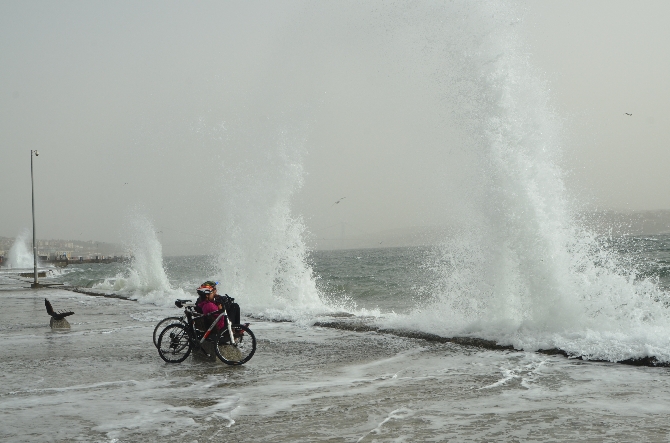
[174,299,193,308]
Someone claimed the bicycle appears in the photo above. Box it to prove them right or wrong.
[156,299,256,366]
[152,295,237,347]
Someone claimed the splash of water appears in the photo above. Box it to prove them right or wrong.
[6,229,34,269]
[94,214,186,305]
[371,1,670,362]
[215,129,328,320]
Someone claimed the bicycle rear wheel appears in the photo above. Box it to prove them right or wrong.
[215,324,256,365]
[153,316,185,347]
[157,324,192,363]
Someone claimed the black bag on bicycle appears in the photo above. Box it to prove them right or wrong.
[215,294,240,325]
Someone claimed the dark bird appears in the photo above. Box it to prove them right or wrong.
[332,197,346,206]
[45,299,74,320]
[625,113,632,116]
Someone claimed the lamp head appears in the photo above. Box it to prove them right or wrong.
[34,151,39,156]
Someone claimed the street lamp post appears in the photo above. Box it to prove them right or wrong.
[31,149,39,288]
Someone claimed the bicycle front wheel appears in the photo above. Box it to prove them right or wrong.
[215,324,256,365]
[153,316,185,348]
[157,324,192,363]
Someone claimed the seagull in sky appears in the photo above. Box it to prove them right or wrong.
[625,113,632,116]
[332,197,346,206]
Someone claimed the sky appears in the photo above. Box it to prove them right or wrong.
[1,1,669,254]
[520,1,670,212]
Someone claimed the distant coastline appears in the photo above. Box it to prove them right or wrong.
[0,237,126,267]
[311,209,670,250]
[2,209,669,258]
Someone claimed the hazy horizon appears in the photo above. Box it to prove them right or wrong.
[3,206,670,256]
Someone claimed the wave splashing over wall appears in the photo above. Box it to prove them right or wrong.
[369,1,670,363]
[94,214,186,304]
[6,229,34,269]
[215,127,328,321]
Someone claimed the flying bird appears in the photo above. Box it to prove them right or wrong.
[332,197,346,206]
[625,113,632,116]
[45,298,74,321]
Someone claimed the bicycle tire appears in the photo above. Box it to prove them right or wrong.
[215,324,256,366]
[157,323,192,363]
[153,316,185,347]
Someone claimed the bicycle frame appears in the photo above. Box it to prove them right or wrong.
[182,304,236,349]
[198,309,234,345]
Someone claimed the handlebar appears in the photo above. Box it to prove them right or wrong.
[174,300,224,318]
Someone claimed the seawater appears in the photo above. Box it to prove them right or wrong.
[48,233,670,364]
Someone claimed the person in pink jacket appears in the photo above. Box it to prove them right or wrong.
[196,283,226,330]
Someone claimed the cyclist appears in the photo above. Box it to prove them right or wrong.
[196,281,241,328]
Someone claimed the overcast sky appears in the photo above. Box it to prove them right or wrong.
[1,1,669,254]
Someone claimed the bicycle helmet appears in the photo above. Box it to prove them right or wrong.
[197,281,218,297]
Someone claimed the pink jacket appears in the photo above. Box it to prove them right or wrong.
[198,300,226,330]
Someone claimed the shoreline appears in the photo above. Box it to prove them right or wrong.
[7,278,667,370]
[312,320,669,368]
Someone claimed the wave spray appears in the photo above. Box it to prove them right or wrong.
[215,128,326,319]
[368,2,670,363]
[94,214,184,304]
[6,229,34,269]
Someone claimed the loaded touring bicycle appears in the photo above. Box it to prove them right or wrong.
[155,299,256,366]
